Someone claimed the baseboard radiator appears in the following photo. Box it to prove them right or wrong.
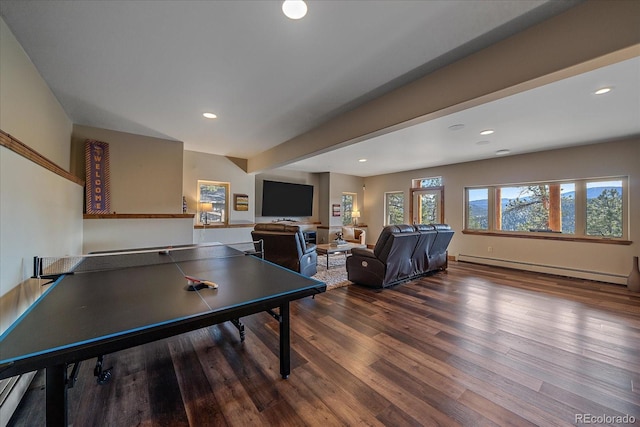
[456,254,627,285]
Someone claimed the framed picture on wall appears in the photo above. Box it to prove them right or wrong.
[234,194,249,211]
[332,204,340,217]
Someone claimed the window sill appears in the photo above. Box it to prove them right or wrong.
[462,229,631,245]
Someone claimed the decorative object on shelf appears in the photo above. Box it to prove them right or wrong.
[627,256,640,292]
[234,194,249,211]
[85,139,111,214]
[352,210,360,225]
[332,204,340,217]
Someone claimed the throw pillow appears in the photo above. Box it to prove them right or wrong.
[341,227,355,241]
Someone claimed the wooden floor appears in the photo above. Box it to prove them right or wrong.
[9,262,640,426]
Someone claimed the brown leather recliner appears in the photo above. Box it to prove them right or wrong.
[346,224,453,288]
[251,223,318,277]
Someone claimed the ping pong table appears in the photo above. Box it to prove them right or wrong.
[0,243,326,426]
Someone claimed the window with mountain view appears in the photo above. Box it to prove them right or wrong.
[586,179,624,238]
[465,177,626,240]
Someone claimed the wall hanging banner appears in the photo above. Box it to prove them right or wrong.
[85,139,111,214]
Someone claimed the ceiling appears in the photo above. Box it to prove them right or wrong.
[1,1,638,177]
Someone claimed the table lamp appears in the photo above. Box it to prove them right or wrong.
[200,201,213,225]
[352,210,361,226]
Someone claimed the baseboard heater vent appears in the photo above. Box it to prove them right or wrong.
[456,254,627,285]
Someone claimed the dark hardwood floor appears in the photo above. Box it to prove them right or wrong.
[9,261,640,426]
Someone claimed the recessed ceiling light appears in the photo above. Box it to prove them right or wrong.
[476,140,490,146]
[203,112,217,119]
[594,87,612,95]
[495,149,510,156]
[282,0,307,19]
[448,124,465,131]
[358,158,367,163]
[480,129,494,136]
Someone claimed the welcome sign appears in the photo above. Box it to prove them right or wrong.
[85,139,111,214]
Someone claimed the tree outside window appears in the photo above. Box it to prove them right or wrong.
[464,177,626,239]
[342,193,356,225]
[385,192,404,225]
[197,180,229,225]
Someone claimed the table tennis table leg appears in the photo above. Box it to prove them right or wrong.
[46,363,68,427]
[279,302,290,379]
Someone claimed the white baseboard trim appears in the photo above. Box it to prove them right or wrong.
[456,254,627,285]
[0,372,36,427]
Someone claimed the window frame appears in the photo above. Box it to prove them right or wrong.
[463,176,630,244]
[196,180,230,226]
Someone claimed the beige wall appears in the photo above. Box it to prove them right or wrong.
[183,150,255,244]
[328,173,365,228]
[363,139,639,283]
[0,18,73,169]
[255,170,321,224]
[183,150,254,222]
[0,17,81,298]
[0,17,81,424]
[72,125,184,213]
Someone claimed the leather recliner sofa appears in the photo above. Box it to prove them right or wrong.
[251,223,318,277]
[346,224,453,288]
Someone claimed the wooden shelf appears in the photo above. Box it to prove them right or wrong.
[194,223,255,229]
[84,214,194,219]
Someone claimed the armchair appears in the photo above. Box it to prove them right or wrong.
[251,223,317,277]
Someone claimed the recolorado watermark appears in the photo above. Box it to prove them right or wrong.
[575,413,636,424]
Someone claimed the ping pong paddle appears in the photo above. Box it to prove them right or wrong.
[185,275,218,289]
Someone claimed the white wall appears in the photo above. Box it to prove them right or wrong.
[363,139,639,284]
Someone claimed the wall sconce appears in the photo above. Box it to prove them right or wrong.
[200,201,213,225]
[352,210,361,226]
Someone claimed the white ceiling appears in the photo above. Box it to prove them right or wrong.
[1,1,638,177]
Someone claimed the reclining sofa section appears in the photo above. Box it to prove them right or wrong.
[346,224,454,288]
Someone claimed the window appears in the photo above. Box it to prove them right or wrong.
[411,176,444,224]
[497,183,575,233]
[342,193,356,225]
[586,179,624,238]
[464,177,627,240]
[413,176,442,188]
[467,188,489,230]
[384,192,404,225]
[197,180,229,225]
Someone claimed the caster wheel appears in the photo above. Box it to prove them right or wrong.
[97,370,112,385]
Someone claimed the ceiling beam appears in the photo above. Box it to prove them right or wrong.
[247,0,640,174]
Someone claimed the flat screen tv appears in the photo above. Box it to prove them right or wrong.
[262,180,313,217]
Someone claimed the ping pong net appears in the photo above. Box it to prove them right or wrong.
[33,241,263,279]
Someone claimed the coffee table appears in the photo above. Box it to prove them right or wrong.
[316,242,366,268]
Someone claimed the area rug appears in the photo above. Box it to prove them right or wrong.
[313,255,352,290]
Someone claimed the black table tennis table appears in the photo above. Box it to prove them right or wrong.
[0,243,326,426]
